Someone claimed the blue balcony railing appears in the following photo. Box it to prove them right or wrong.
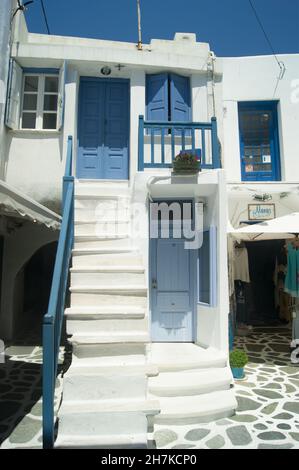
[138,115,221,171]
[42,136,74,449]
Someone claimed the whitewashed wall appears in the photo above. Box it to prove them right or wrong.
[222,54,299,182]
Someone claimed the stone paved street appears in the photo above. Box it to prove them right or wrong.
[0,326,298,448]
[152,327,299,449]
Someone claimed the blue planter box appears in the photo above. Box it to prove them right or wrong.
[231,367,245,379]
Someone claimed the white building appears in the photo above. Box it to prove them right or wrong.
[0,3,298,448]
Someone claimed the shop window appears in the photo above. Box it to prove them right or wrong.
[238,101,281,181]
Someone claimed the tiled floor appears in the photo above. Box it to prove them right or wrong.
[1,327,298,449]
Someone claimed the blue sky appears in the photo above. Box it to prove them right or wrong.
[24,0,299,56]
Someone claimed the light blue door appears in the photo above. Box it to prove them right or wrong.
[151,238,194,342]
[77,78,129,179]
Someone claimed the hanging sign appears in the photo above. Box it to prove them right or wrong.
[248,203,276,221]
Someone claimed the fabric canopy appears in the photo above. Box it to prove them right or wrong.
[0,180,61,230]
[229,212,299,241]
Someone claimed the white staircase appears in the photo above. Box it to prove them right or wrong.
[55,180,237,448]
[56,181,159,449]
[148,343,237,425]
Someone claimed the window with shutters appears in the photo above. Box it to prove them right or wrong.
[21,74,59,130]
[146,73,191,123]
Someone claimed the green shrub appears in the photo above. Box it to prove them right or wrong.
[229,349,248,368]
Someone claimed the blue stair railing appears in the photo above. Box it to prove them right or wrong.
[138,115,221,171]
[42,135,74,449]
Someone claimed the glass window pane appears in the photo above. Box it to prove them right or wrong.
[23,94,37,111]
[43,113,57,129]
[22,112,36,129]
[24,76,38,92]
[198,231,210,305]
[43,94,58,111]
[44,76,58,93]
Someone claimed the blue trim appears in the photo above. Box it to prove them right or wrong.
[23,68,59,74]
[149,198,197,342]
[42,136,74,449]
[138,116,220,170]
[238,101,281,182]
[197,226,217,308]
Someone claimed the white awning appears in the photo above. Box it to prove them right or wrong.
[0,180,61,230]
[229,212,299,241]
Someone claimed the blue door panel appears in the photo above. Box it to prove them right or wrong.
[170,73,191,122]
[151,238,194,342]
[78,79,129,179]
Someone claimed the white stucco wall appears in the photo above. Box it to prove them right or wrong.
[222,54,299,183]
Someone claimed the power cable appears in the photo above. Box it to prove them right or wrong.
[248,0,285,80]
[40,0,50,35]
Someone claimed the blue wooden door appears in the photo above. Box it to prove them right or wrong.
[151,238,194,342]
[77,79,129,179]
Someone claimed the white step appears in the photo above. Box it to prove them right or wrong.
[65,363,159,378]
[149,368,232,397]
[65,305,146,320]
[71,342,147,362]
[55,411,147,449]
[70,267,145,287]
[69,331,150,345]
[74,236,132,250]
[149,343,227,372]
[62,374,147,403]
[75,182,130,198]
[59,398,160,416]
[70,292,147,308]
[70,285,147,294]
[74,220,130,236]
[153,390,237,425]
[72,250,142,267]
[66,317,148,335]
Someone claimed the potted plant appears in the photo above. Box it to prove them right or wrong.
[172,151,201,174]
[229,349,248,379]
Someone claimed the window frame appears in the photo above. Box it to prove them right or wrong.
[197,226,217,308]
[20,73,59,131]
[238,101,281,182]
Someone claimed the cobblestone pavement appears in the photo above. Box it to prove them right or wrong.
[153,327,299,449]
[1,327,298,449]
[0,340,68,449]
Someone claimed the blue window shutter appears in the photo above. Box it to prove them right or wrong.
[170,73,191,122]
[57,60,67,130]
[5,59,23,130]
[146,73,168,121]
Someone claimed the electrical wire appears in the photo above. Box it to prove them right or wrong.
[248,0,285,80]
[40,0,50,35]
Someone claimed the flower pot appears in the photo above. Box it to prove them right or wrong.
[231,367,245,380]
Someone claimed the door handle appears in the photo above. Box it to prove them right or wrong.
[152,279,157,289]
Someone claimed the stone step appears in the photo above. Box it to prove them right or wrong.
[70,291,147,308]
[65,305,146,320]
[75,182,130,197]
[149,368,232,397]
[149,343,227,372]
[70,267,145,287]
[69,331,150,345]
[75,208,130,222]
[62,374,147,403]
[153,389,237,425]
[66,316,148,335]
[59,398,160,417]
[55,411,147,449]
[71,342,147,363]
[74,220,130,237]
[72,249,142,267]
[65,363,159,378]
[74,236,132,250]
